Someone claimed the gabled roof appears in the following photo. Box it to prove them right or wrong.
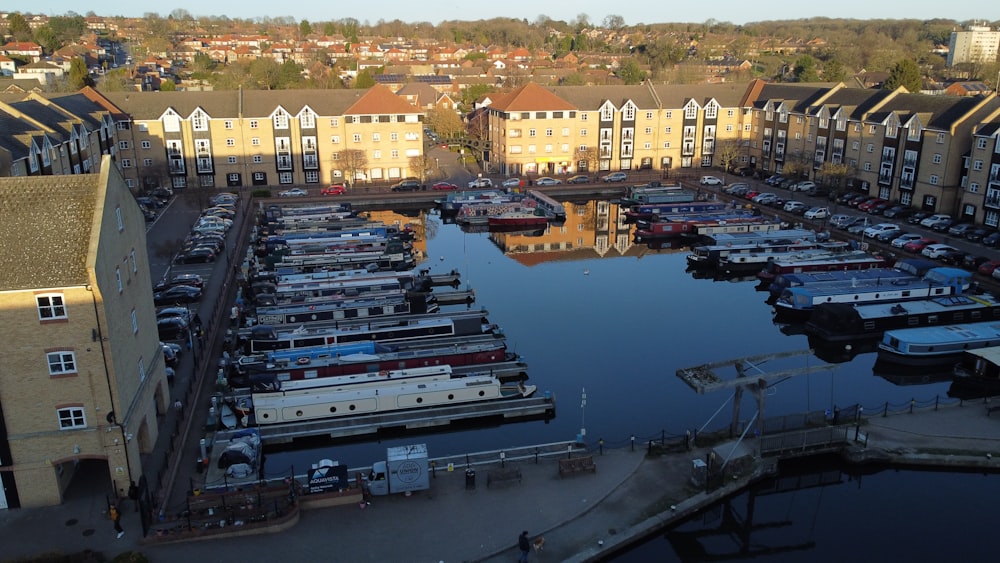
[343,84,421,115]
[488,82,577,112]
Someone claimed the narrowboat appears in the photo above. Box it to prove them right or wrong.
[687,240,826,269]
[624,201,730,221]
[756,249,886,280]
[776,267,973,324]
[487,209,550,227]
[767,258,938,296]
[633,212,769,240]
[250,374,536,425]
[804,292,1000,343]
[876,320,1000,367]
[952,346,1000,395]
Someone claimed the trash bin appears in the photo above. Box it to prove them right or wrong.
[465,468,476,490]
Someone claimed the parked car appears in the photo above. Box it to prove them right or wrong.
[157,317,189,341]
[699,175,723,186]
[838,216,866,231]
[202,207,235,220]
[846,195,872,207]
[392,179,423,192]
[922,243,959,259]
[939,250,972,266]
[962,254,991,271]
[890,233,923,248]
[947,223,975,237]
[744,190,760,200]
[210,193,238,206]
[153,285,202,305]
[803,207,830,220]
[321,184,346,195]
[863,223,901,240]
[868,201,893,215]
[983,231,1000,248]
[857,198,887,212]
[535,176,562,186]
[920,214,953,230]
[502,177,524,188]
[882,205,915,219]
[783,201,808,214]
[467,177,493,189]
[903,237,937,253]
[789,181,816,192]
[431,182,458,191]
[174,247,217,264]
[155,273,204,291]
[724,182,750,194]
[847,221,871,235]
[806,186,830,198]
[602,172,628,183]
[278,188,308,197]
[978,260,1000,276]
[828,214,854,228]
[967,228,992,243]
[566,175,590,184]
[752,192,777,204]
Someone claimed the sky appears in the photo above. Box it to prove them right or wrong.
[32,3,998,27]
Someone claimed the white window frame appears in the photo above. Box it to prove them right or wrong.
[141,140,151,149]
[115,267,122,292]
[47,351,77,375]
[131,308,138,334]
[37,293,67,320]
[57,407,86,430]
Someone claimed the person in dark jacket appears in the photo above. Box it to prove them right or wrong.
[518,530,530,562]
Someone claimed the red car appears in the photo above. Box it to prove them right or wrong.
[978,260,1000,276]
[432,182,458,191]
[858,198,888,212]
[321,184,346,195]
[902,237,937,253]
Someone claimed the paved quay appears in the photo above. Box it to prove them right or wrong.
[4,400,1000,563]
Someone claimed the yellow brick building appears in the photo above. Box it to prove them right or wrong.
[0,159,169,508]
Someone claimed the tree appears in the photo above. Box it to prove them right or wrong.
[409,153,433,183]
[354,69,375,88]
[793,55,819,83]
[159,79,177,91]
[818,161,850,191]
[822,59,847,83]
[249,58,283,90]
[617,58,646,85]
[573,146,598,173]
[6,13,33,42]
[603,14,625,30]
[300,20,313,38]
[68,58,95,89]
[339,149,368,186]
[425,107,465,139]
[715,140,743,182]
[884,58,922,92]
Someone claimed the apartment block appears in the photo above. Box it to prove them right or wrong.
[483,82,747,177]
[743,80,1000,215]
[0,159,169,508]
[947,25,1000,67]
[103,85,424,191]
[961,122,1000,227]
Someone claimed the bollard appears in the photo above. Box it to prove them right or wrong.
[534,447,539,464]
[500,451,506,468]
[909,398,914,414]
[630,435,635,452]
[599,438,604,455]
[567,444,573,459]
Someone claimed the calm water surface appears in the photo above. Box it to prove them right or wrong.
[262,198,987,561]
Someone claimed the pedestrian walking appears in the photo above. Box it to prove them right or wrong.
[518,530,530,563]
[109,503,124,539]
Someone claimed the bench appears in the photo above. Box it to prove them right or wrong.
[558,456,597,478]
[486,466,522,488]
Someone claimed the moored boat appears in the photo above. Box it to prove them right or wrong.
[776,267,974,323]
[767,258,938,296]
[876,320,1000,367]
[756,248,886,280]
[633,212,770,240]
[805,292,1000,343]
[487,209,549,227]
[625,201,730,221]
[952,346,1000,395]
[250,374,536,425]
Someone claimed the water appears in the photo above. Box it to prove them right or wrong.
[261,197,956,473]
[259,197,980,561]
[612,456,1000,562]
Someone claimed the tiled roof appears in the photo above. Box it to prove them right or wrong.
[344,84,422,115]
[0,174,99,289]
[489,82,577,112]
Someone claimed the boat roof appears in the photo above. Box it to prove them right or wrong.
[851,293,1000,320]
[787,274,958,298]
[882,321,1000,345]
[961,345,1000,363]
[777,268,916,287]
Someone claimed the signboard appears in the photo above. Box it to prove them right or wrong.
[307,463,349,494]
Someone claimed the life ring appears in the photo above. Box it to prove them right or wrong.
[379,370,389,377]
[297,357,310,365]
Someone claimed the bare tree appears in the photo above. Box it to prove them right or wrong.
[409,153,434,183]
[573,146,598,174]
[715,140,742,183]
[339,149,368,188]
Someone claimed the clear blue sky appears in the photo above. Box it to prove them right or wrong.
[36,3,995,27]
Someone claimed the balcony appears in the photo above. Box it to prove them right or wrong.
[702,141,715,155]
[303,155,318,169]
[903,157,917,168]
[878,173,892,186]
[880,154,895,165]
[168,162,185,175]
[900,174,914,189]
[774,150,784,161]
[985,195,1000,209]
[277,156,293,170]
[682,143,695,156]
[196,158,213,174]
